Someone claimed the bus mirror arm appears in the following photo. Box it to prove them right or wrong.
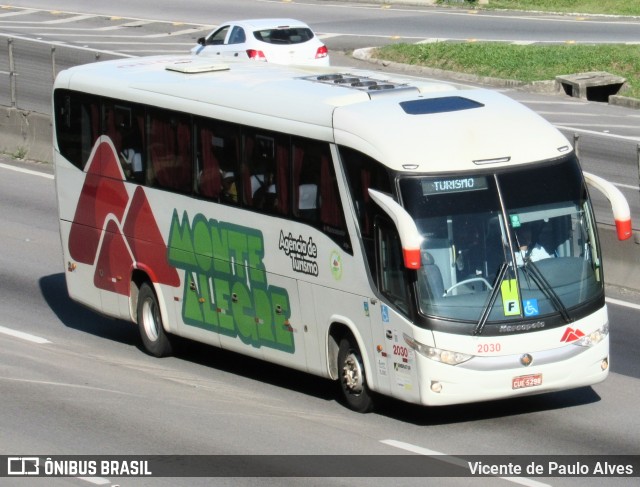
[368,189,423,269]
[583,171,633,240]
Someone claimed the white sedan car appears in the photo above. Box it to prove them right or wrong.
[191,18,330,66]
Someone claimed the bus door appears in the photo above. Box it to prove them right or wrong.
[372,217,420,401]
[260,272,308,372]
[295,280,323,375]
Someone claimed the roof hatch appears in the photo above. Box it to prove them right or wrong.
[400,96,484,115]
[165,60,230,74]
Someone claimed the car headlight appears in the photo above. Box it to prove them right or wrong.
[574,323,609,347]
[404,334,472,365]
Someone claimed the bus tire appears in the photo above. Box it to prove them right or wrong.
[137,282,172,357]
[337,337,374,413]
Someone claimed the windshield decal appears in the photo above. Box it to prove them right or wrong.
[523,299,540,317]
[501,279,521,316]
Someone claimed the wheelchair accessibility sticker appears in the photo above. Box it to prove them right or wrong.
[524,299,539,317]
[381,304,389,323]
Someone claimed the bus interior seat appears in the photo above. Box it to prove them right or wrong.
[199,157,221,199]
[298,183,318,220]
[421,251,445,299]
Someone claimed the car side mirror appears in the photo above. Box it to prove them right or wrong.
[197,37,205,46]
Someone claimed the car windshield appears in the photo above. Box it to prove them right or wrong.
[253,28,314,45]
[398,156,603,325]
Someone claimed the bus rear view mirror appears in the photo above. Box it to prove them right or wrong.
[368,189,423,269]
[583,171,632,240]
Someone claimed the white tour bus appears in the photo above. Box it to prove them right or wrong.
[53,55,631,412]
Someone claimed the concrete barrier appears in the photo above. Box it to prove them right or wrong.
[0,107,52,164]
[599,225,640,292]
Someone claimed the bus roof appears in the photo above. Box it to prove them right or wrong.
[54,55,572,173]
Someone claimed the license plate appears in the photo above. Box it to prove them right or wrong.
[512,373,542,390]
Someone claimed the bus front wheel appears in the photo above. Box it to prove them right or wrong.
[338,337,374,413]
[137,282,172,357]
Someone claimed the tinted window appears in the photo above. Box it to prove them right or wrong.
[254,28,314,45]
[228,26,246,45]
[206,26,229,45]
[339,146,393,268]
[54,90,100,170]
[147,109,193,193]
[103,101,145,182]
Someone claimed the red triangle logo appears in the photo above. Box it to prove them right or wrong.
[69,139,129,264]
[68,137,179,295]
[123,186,180,287]
[93,219,134,295]
[560,327,585,343]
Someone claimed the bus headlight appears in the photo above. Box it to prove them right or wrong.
[404,334,472,365]
[574,323,609,347]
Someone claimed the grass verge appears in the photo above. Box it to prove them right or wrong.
[439,0,640,16]
[374,42,640,99]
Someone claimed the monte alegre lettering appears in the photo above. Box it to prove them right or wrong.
[168,210,294,352]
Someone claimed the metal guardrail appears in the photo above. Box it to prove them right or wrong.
[1,35,125,115]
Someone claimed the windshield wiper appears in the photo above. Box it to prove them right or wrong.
[521,259,571,324]
[474,262,508,336]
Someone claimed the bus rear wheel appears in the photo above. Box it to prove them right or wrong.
[338,337,374,413]
[137,282,172,357]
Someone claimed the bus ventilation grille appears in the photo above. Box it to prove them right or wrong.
[301,73,418,96]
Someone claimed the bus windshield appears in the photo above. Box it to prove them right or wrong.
[399,156,603,324]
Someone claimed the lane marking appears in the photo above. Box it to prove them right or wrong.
[555,126,640,142]
[555,122,640,129]
[535,111,617,117]
[42,14,97,24]
[95,20,154,31]
[77,477,111,485]
[520,101,590,106]
[606,297,640,311]
[611,182,638,190]
[0,376,141,396]
[0,162,54,179]
[0,9,36,18]
[381,439,552,487]
[0,325,51,344]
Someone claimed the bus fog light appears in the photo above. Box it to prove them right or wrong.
[601,358,609,371]
[431,381,442,393]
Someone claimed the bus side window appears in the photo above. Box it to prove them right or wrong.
[376,217,409,314]
[292,137,322,223]
[147,110,193,193]
[340,146,393,267]
[196,120,241,205]
[54,90,100,170]
[103,103,145,182]
[196,125,222,200]
[242,131,289,216]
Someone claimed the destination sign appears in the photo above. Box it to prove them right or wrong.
[422,176,489,196]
